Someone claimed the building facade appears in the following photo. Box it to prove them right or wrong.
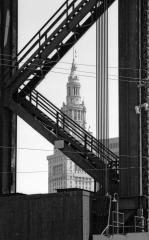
[47,54,119,193]
[47,149,94,193]
[47,54,95,193]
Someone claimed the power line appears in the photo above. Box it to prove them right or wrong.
[0,54,96,67]
[0,53,149,72]
[0,62,145,83]
[0,57,97,74]
[1,56,148,83]
[2,164,149,174]
[1,63,97,79]
[1,144,149,161]
[1,59,143,81]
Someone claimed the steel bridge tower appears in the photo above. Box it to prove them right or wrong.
[0,0,18,193]
[119,0,149,203]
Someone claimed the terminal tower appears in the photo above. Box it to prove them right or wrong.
[47,52,94,193]
[61,53,86,130]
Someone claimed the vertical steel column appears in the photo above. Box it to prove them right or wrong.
[119,0,149,201]
[119,0,140,197]
[96,3,109,194]
[141,0,149,195]
[141,0,149,230]
[0,0,18,193]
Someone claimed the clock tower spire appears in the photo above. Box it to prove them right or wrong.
[61,50,86,129]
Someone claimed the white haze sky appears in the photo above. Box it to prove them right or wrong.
[17,0,118,194]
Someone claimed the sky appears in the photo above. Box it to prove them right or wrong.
[17,0,118,194]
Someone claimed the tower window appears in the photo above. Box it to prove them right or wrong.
[68,87,71,96]
[69,109,72,118]
[81,111,83,120]
[74,110,77,120]
[78,110,80,120]
[73,87,76,96]
[73,87,79,96]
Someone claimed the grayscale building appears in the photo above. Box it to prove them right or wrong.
[47,54,94,193]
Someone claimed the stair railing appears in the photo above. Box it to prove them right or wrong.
[18,88,119,169]
[3,0,80,83]
[11,0,86,72]
[6,0,106,87]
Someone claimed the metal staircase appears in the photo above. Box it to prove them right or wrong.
[6,88,119,192]
[3,0,118,193]
[5,0,115,97]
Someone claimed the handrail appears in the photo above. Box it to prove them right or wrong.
[17,0,69,58]
[32,89,118,159]
[15,0,79,67]
[17,88,119,168]
[32,90,117,156]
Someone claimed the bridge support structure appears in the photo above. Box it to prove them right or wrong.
[0,0,18,193]
[119,0,149,229]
